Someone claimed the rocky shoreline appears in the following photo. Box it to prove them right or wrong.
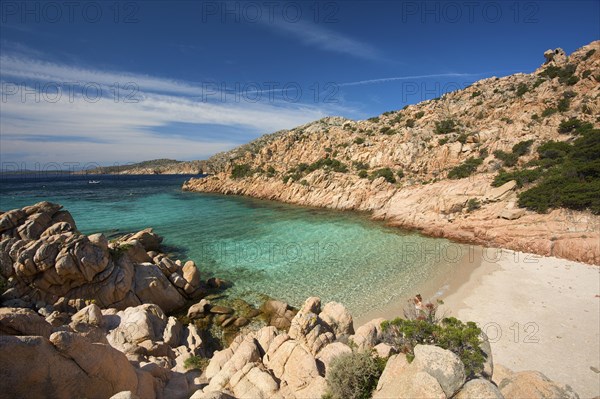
[0,202,583,398]
[183,173,599,266]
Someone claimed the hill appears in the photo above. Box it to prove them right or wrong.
[82,158,206,175]
[184,41,600,264]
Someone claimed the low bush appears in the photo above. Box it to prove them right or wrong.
[354,137,365,145]
[435,119,457,134]
[370,168,396,183]
[493,150,519,167]
[231,163,253,179]
[381,297,486,379]
[184,356,209,371]
[358,170,368,179]
[541,107,558,118]
[448,157,483,179]
[415,111,425,119]
[467,198,481,212]
[516,83,529,96]
[492,168,543,188]
[406,119,415,128]
[325,351,387,399]
[512,139,534,157]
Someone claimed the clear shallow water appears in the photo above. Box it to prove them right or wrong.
[0,174,471,319]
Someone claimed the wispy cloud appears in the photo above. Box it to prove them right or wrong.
[339,72,512,87]
[0,50,352,164]
[267,19,384,61]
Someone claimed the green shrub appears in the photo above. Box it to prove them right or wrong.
[557,97,570,112]
[415,111,425,119]
[368,117,380,123]
[353,161,369,170]
[358,170,368,179]
[516,83,529,97]
[231,164,253,179]
[516,129,600,214]
[438,137,449,145]
[457,133,469,144]
[467,198,481,212]
[582,70,592,79]
[325,351,387,399]
[532,78,545,88]
[492,168,543,188]
[324,147,332,153]
[539,63,577,85]
[396,169,405,179]
[558,118,584,134]
[448,157,483,179]
[493,150,519,167]
[406,119,415,128]
[537,140,572,161]
[371,168,396,183]
[512,140,534,157]
[583,49,596,61]
[184,356,208,371]
[354,137,365,145]
[471,91,481,98]
[381,314,486,379]
[565,76,579,86]
[435,119,457,134]
[501,117,513,124]
[541,107,557,118]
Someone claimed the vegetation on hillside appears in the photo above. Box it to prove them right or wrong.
[491,120,600,214]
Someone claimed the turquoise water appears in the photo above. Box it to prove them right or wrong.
[0,174,471,318]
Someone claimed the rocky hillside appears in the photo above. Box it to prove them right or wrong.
[83,159,207,175]
[184,41,600,265]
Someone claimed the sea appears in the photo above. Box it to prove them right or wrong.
[0,174,475,319]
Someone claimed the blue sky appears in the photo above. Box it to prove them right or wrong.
[0,0,598,166]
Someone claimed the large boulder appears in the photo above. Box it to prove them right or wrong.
[455,378,504,399]
[205,337,262,392]
[229,362,279,399]
[261,299,296,330]
[499,371,579,399]
[106,304,167,352]
[133,263,186,313]
[0,307,53,338]
[0,333,139,399]
[349,317,386,350]
[288,297,335,354]
[374,353,446,399]
[264,338,321,392]
[412,344,466,397]
[128,228,162,251]
[71,303,104,327]
[318,301,354,337]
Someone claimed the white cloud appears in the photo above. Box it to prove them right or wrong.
[0,52,350,164]
[267,19,384,61]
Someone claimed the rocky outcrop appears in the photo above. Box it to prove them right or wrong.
[0,202,206,312]
[183,41,600,265]
[497,370,579,399]
[198,297,357,399]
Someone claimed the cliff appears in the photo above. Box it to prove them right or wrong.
[183,41,600,265]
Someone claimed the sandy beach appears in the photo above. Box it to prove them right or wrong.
[361,248,600,398]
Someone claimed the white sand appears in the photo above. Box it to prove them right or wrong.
[441,249,600,398]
